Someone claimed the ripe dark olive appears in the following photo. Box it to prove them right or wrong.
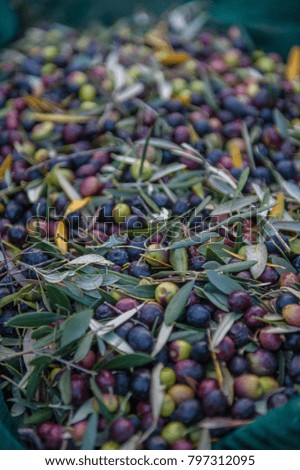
[146,435,168,450]
[197,378,219,399]
[130,369,151,399]
[275,292,299,314]
[228,355,249,376]
[202,390,228,417]
[172,399,203,425]
[191,340,210,363]
[109,418,134,444]
[22,248,49,265]
[287,355,300,382]
[128,236,147,261]
[216,336,235,362]
[171,439,193,450]
[229,322,250,347]
[258,267,279,284]
[71,374,89,406]
[127,261,152,278]
[259,327,283,351]
[244,305,267,329]
[115,297,139,312]
[231,398,255,419]
[247,349,278,376]
[127,325,153,353]
[95,304,115,320]
[228,290,252,311]
[107,248,129,266]
[38,422,63,449]
[186,304,210,328]
[95,370,116,392]
[138,302,164,328]
[267,393,289,410]
[174,359,204,384]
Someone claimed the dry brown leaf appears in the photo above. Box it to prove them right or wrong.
[285,46,300,81]
[55,220,68,252]
[0,154,13,180]
[64,197,91,217]
[269,192,284,220]
[229,142,243,168]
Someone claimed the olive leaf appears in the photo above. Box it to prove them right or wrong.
[245,243,268,279]
[61,309,93,347]
[211,312,241,349]
[59,369,71,405]
[6,312,64,328]
[140,363,164,443]
[164,280,195,325]
[67,254,113,266]
[206,271,243,294]
[81,413,98,450]
[101,353,153,370]
[152,322,174,357]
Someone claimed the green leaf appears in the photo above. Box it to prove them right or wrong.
[59,285,96,306]
[152,322,173,357]
[280,180,300,204]
[235,167,250,195]
[206,271,243,295]
[245,243,268,279]
[273,221,300,233]
[61,309,93,347]
[68,254,113,267]
[76,274,103,291]
[170,224,188,272]
[217,260,257,274]
[117,285,156,300]
[69,398,94,425]
[59,369,71,405]
[74,334,94,363]
[100,353,153,370]
[242,122,255,171]
[211,195,258,216]
[206,247,225,264]
[234,221,243,253]
[24,408,53,426]
[31,326,54,340]
[165,280,195,326]
[26,368,42,400]
[81,412,98,450]
[203,284,229,311]
[6,312,64,328]
[274,109,289,139]
[211,312,241,349]
[167,232,219,250]
[47,284,71,312]
[139,126,153,179]
[0,284,33,309]
[102,331,134,354]
[270,255,296,275]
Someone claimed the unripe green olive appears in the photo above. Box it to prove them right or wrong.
[155,282,179,306]
[112,203,131,224]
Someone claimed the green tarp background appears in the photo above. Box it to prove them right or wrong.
[1,0,300,56]
[0,0,300,451]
